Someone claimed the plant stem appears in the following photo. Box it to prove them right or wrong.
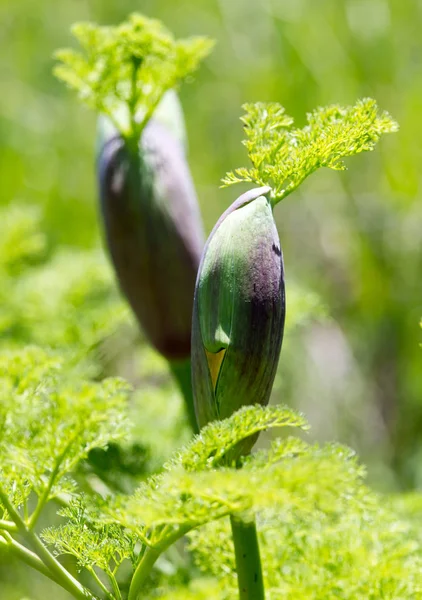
[169,358,198,433]
[0,519,17,533]
[230,514,265,600]
[137,82,172,137]
[29,450,66,529]
[128,546,160,600]
[107,571,122,600]
[29,432,81,530]
[127,526,190,600]
[127,56,142,143]
[32,533,95,599]
[0,532,60,585]
[87,567,114,600]
[0,485,95,600]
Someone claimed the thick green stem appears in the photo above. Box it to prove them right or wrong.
[230,514,265,600]
[128,546,161,600]
[169,358,199,434]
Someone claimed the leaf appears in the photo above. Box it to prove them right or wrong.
[42,497,136,571]
[0,347,130,508]
[105,407,360,539]
[222,98,398,203]
[179,404,309,471]
[54,13,214,139]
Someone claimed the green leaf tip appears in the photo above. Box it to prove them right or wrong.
[222,98,398,203]
[54,13,214,140]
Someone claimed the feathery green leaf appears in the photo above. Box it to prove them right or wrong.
[54,13,214,140]
[222,99,398,203]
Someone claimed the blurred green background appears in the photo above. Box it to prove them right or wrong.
[1,0,421,484]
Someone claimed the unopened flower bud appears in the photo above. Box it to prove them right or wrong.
[192,187,285,450]
[97,96,204,362]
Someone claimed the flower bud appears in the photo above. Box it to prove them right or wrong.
[97,96,204,361]
[192,187,285,447]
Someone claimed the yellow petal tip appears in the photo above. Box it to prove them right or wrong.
[205,348,226,392]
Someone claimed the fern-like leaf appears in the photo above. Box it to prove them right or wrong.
[54,13,214,140]
[222,98,398,203]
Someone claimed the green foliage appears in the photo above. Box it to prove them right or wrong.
[42,500,136,572]
[180,404,309,470]
[54,13,214,140]
[138,413,422,600]
[0,203,47,275]
[0,130,419,600]
[186,502,422,599]
[2,0,422,496]
[109,406,312,535]
[33,404,422,600]
[1,338,422,599]
[6,250,129,351]
[0,347,130,512]
[0,202,129,354]
[222,99,398,203]
[1,5,421,597]
[31,405,375,596]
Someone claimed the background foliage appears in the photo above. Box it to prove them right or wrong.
[0,0,421,597]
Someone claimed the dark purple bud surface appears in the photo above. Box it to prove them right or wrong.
[98,118,204,361]
[192,187,285,452]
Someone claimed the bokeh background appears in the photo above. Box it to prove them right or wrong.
[0,0,421,526]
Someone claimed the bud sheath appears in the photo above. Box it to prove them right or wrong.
[192,187,285,444]
[98,117,204,361]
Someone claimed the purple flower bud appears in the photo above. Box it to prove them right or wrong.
[98,116,204,361]
[192,187,285,452]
